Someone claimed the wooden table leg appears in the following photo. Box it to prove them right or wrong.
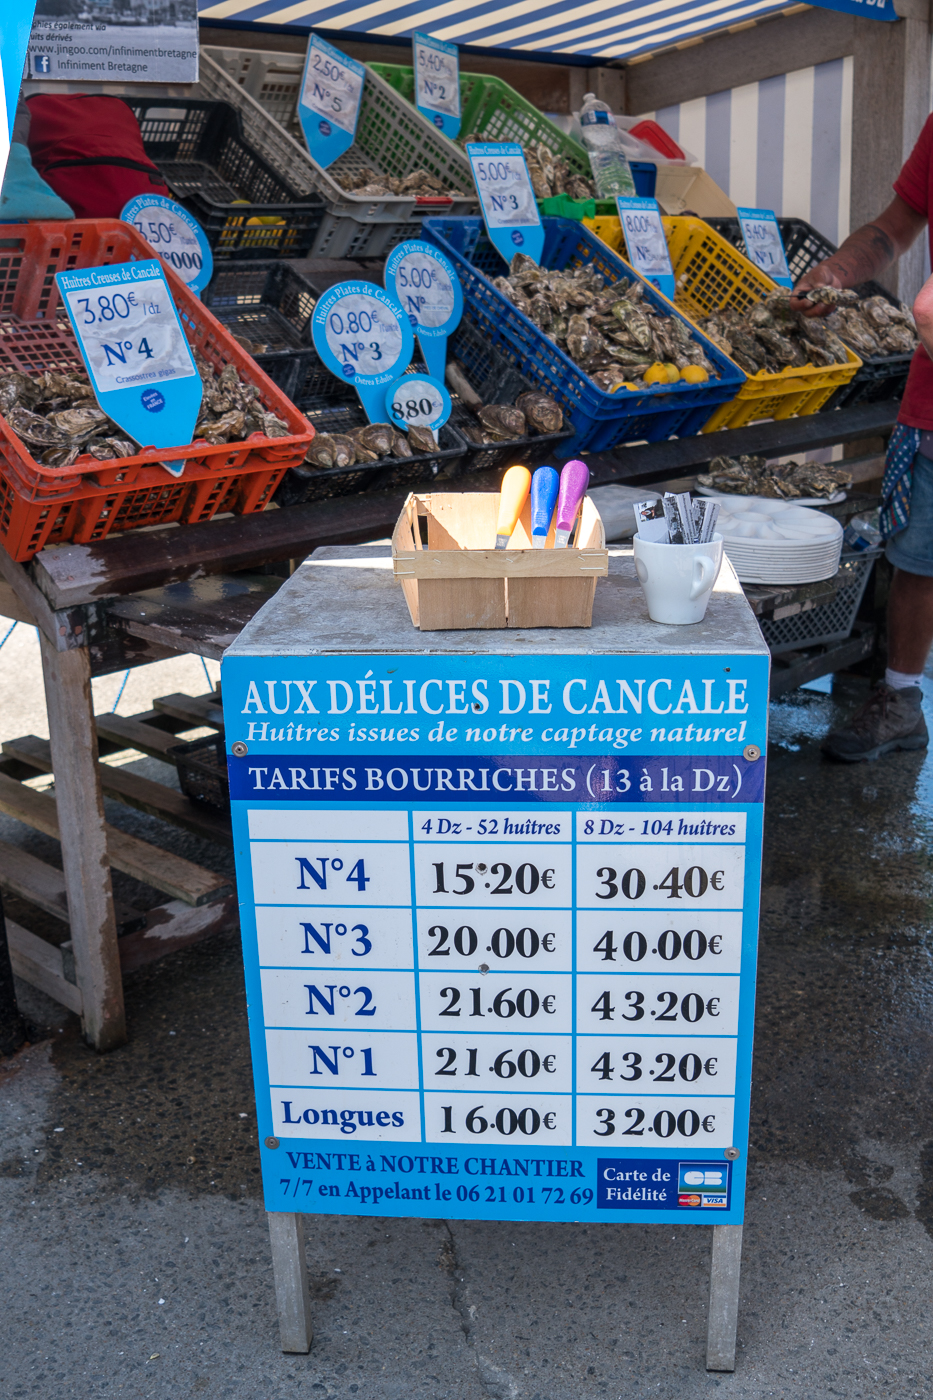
[39,634,126,1051]
[706,1223,743,1371]
[268,1212,313,1353]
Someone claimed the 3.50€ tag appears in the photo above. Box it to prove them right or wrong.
[121,194,213,297]
[736,207,793,289]
[384,240,462,384]
[616,196,675,302]
[467,143,544,267]
[298,36,365,170]
[413,33,461,139]
[55,259,202,479]
[312,282,415,423]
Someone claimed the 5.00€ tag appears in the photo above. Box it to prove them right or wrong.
[56,259,202,478]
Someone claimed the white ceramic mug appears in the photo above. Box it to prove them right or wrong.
[632,534,724,624]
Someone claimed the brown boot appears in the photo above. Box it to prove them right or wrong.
[823,682,928,762]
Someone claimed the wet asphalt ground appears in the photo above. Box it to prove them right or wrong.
[4,671,933,1399]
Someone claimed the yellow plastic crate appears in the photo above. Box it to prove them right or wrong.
[583,213,860,432]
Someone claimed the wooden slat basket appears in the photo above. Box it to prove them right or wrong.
[392,491,608,631]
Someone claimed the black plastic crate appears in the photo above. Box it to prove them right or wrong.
[706,215,915,410]
[200,260,319,401]
[275,394,468,505]
[446,315,575,473]
[168,735,230,812]
[122,97,325,259]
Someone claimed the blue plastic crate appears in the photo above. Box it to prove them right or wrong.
[421,216,745,453]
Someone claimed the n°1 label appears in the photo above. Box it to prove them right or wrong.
[55,258,202,478]
[736,207,793,288]
[467,143,543,267]
[616,196,675,302]
[298,36,365,170]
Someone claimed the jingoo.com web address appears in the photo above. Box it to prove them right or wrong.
[42,46,196,59]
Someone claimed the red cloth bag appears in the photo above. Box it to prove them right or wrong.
[26,94,169,219]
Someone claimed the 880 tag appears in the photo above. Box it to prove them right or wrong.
[385,374,451,432]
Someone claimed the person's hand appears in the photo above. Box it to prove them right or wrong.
[790,261,846,318]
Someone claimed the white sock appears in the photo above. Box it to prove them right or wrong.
[885,667,924,690]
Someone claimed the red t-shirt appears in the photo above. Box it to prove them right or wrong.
[893,113,933,427]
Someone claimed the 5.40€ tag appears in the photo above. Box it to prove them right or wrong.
[55,259,202,479]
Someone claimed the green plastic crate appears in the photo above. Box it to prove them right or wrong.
[368,63,591,181]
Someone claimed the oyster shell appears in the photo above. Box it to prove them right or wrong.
[478,404,526,441]
[304,435,337,469]
[408,425,438,453]
[515,392,563,434]
[353,422,395,456]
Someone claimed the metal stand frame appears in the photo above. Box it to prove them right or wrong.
[266,1210,743,1365]
[706,1224,743,1371]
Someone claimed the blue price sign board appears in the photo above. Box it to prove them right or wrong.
[385,373,451,433]
[384,241,462,385]
[55,259,201,479]
[223,581,768,1226]
[616,196,675,302]
[311,282,415,424]
[736,207,793,289]
[467,143,544,267]
[413,32,461,139]
[298,36,365,170]
[121,194,213,297]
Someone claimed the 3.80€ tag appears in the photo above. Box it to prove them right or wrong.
[55,259,202,478]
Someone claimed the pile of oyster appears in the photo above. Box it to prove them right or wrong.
[697,452,853,500]
[495,253,717,391]
[299,420,438,473]
[444,360,564,443]
[808,287,919,359]
[0,360,289,467]
[192,354,290,444]
[698,286,918,376]
[461,136,595,202]
[334,166,469,199]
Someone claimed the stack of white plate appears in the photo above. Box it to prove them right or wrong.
[709,495,844,583]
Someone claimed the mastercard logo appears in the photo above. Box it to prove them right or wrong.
[679,1193,702,1207]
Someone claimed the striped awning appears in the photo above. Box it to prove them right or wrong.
[197,0,895,64]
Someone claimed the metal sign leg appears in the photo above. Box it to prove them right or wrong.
[267,1211,313,1353]
[706,1223,743,1372]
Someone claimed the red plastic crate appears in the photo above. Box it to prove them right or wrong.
[0,219,313,560]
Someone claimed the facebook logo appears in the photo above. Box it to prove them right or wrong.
[33,55,52,75]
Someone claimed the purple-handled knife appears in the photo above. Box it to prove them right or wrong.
[554,459,590,548]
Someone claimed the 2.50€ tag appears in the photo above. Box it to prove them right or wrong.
[298,36,365,170]
[55,259,202,479]
[312,282,415,423]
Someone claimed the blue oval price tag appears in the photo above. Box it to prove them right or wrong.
[298,37,365,170]
[384,241,462,384]
[312,282,415,423]
[55,259,203,479]
[413,33,461,140]
[466,143,543,267]
[121,194,213,296]
[385,374,451,433]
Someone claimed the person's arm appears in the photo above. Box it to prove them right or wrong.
[790,194,927,316]
[913,274,933,358]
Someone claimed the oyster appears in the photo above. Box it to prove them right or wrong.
[7,406,69,448]
[515,391,563,434]
[408,425,438,453]
[478,404,526,441]
[330,434,357,468]
[353,422,395,456]
[392,430,413,459]
[304,435,337,469]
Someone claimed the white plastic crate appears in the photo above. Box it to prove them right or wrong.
[759,550,880,655]
[203,45,303,136]
[194,51,478,257]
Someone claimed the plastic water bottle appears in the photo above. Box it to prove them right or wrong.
[843,511,882,552]
[579,93,635,198]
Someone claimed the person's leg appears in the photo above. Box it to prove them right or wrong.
[886,567,933,675]
[824,453,933,762]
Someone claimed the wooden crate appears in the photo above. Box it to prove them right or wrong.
[392,492,608,631]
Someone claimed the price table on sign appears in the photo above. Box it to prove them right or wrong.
[223,547,768,1233]
[736,207,793,289]
[467,143,544,266]
[414,32,461,138]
